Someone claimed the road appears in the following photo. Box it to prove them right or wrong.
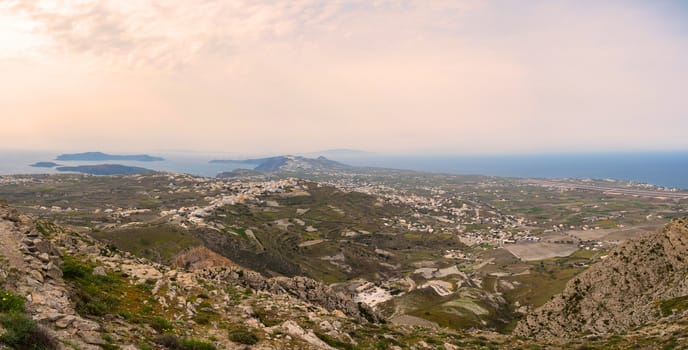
[526,179,688,200]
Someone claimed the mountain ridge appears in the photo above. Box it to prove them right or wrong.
[213,155,350,174]
[514,218,688,338]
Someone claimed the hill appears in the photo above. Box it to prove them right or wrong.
[514,218,688,338]
[0,201,533,349]
[212,155,350,173]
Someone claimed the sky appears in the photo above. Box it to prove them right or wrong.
[1,0,687,155]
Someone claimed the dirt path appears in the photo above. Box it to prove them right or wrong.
[0,220,27,269]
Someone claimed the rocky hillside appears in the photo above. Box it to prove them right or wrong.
[514,218,688,338]
[0,202,524,349]
[2,199,688,349]
[0,202,382,349]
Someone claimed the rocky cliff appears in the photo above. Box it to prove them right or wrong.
[514,218,688,338]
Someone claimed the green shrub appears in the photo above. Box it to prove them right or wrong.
[149,316,174,334]
[253,307,280,327]
[0,289,25,313]
[228,328,258,345]
[179,339,217,350]
[154,335,216,350]
[60,255,123,317]
[154,334,181,348]
[193,313,211,325]
[61,255,92,279]
[659,295,688,317]
[0,312,57,350]
[314,331,355,350]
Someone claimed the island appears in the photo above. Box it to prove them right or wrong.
[210,155,349,172]
[30,162,60,168]
[56,164,154,175]
[55,152,164,162]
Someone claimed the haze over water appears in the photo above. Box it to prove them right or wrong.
[2,150,687,190]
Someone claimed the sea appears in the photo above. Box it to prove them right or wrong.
[0,151,247,178]
[1,150,687,190]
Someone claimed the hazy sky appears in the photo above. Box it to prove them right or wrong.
[1,0,687,155]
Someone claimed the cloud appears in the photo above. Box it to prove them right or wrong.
[0,0,687,153]
[3,0,355,68]
[2,0,487,69]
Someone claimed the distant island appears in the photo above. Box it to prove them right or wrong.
[211,155,349,172]
[55,152,164,162]
[56,164,154,175]
[30,161,60,168]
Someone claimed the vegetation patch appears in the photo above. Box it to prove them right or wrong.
[61,254,171,333]
[659,295,688,317]
[314,331,356,350]
[91,225,200,263]
[0,289,25,313]
[154,334,216,350]
[61,255,123,316]
[0,312,57,350]
[227,327,259,345]
[253,306,281,327]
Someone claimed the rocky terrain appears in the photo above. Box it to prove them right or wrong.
[0,201,519,349]
[515,218,688,339]
[2,171,688,349]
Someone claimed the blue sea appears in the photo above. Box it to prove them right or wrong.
[331,152,688,189]
[1,150,687,189]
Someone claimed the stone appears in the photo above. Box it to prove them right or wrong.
[56,315,76,328]
[331,309,346,318]
[79,330,105,345]
[280,320,336,350]
[73,318,101,332]
[29,270,44,283]
[35,240,51,254]
[38,253,51,263]
[92,266,107,276]
[319,320,333,332]
[36,311,63,323]
[31,292,46,304]
[25,276,41,287]
[45,265,63,280]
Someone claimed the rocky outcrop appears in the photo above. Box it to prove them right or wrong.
[514,218,688,338]
[195,265,382,323]
[173,246,238,270]
[175,241,382,323]
[0,202,105,350]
